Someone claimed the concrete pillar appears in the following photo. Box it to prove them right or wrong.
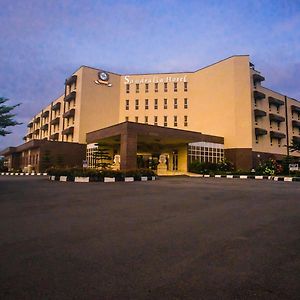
[120,132,137,170]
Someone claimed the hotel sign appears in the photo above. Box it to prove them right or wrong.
[124,75,187,84]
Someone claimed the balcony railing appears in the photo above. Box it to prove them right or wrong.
[268,96,284,107]
[253,91,266,100]
[254,109,266,117]
[270,131,286,139]
[269,113,285,123]
[255,128,267,136]
[52,102,61,111]
[62,126,74,135]
[253,73,265,84]
[63,108,75,119]
[292,120,300,129]
[65,75,77,86]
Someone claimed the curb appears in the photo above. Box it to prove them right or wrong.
[188,174,300,182]
[49,176,157,183]
[1,172,48,176]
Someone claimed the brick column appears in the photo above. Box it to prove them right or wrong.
[120,132,137,170]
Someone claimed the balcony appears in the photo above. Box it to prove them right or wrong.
[269,113,285,123]
[62,126,74,135]
[292,136,300,143]
[268,96,284,107]
[253,73,265,84]
[64,91,76,102]
[65,75,77,86]
[292,120,300,129]
[34,117,40,124]
[27,122,33,128]
[34,129,40,135]
[50,133,59,140]
[41,110,49,118]
[50,117,60,125]
[291,105,300,114]
[52,102,61,111]
[253,91,266,100]
[255,128,267,136]
[254,109,266,117]
[270,131,286,139]
[41,124,48,131]
[27,133,33,139]
[63,108,75,118]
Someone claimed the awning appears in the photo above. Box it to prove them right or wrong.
[253,90,266,100]
[64,91,76,102]
[50,133,59,140]
[270,131,286,139]
[41,124,48,131]
[34,117,40,123]
[41,110,49,118]
[255,128,267,136]
[65,75,77,86]
[62,126,74,135]
[63,108,75,118]
[52,102,61,111]
[253,73,265,83]
[27,122,33,128]
[254,109,267,117]
[50,117,60,125]
[291,105,300,114]
[292,136,300,144]
[268,96,284,106]
[269,113,285,123]
[292,120,300,129]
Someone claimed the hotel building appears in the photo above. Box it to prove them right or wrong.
[1,55,300,172]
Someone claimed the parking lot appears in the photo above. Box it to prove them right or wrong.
[0,176,300,299]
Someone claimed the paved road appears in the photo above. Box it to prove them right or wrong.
[0,176,300,299]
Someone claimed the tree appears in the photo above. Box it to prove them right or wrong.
[0,97,21,136]
[92,143,112,169]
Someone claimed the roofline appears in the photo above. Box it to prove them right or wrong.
[260,86,300,103]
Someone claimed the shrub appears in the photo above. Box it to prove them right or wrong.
[256,159,283,175]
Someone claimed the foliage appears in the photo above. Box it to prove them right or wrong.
[256,158,283,175]
[46,167,156,181]
[40,150,52,171]
[92,143,112,169]
[0,97,21,136]
[188,159,234,174]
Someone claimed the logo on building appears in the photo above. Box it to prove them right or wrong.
[94,71,112,87]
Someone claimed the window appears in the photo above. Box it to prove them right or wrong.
[270,137,273,146]
[184,82,188,92]
[254,99,257,107]
[277,106,280,114]
[136,84,139,93]
[155,83,158,92]
[277,122,280,130]
[184,98,188,109]
[188,142,224,164]
[135,116,138,123]
[184,115,188,127]
[174,82,178,92]
[278,139,281,147]
[154,116,158,126]
[164,98,167,109]
[145,116,148,124]
[135,99,139,110]
[154,99,158,109]
[126,84,130,93]
[255,135,259,144]
[145,83,149,93]
[125,99,129,110]
[125,116,129,122]
[164,116,167,127]
[174,98,178,109]
[174,116,178,127]
[164,83,168,92]
[145,99,149,110]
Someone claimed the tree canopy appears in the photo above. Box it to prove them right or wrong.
[0,97,21,136]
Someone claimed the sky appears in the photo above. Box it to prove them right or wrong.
[1,0,300,149]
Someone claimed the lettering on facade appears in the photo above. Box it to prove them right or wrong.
[124,75,187,85]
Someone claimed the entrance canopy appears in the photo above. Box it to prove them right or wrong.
[86,122,224,170]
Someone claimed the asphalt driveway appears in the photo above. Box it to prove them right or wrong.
[0,176,299,299]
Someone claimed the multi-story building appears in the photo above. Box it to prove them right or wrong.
[3,55,300,172]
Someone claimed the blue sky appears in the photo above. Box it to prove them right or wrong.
[1,0,300,148]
